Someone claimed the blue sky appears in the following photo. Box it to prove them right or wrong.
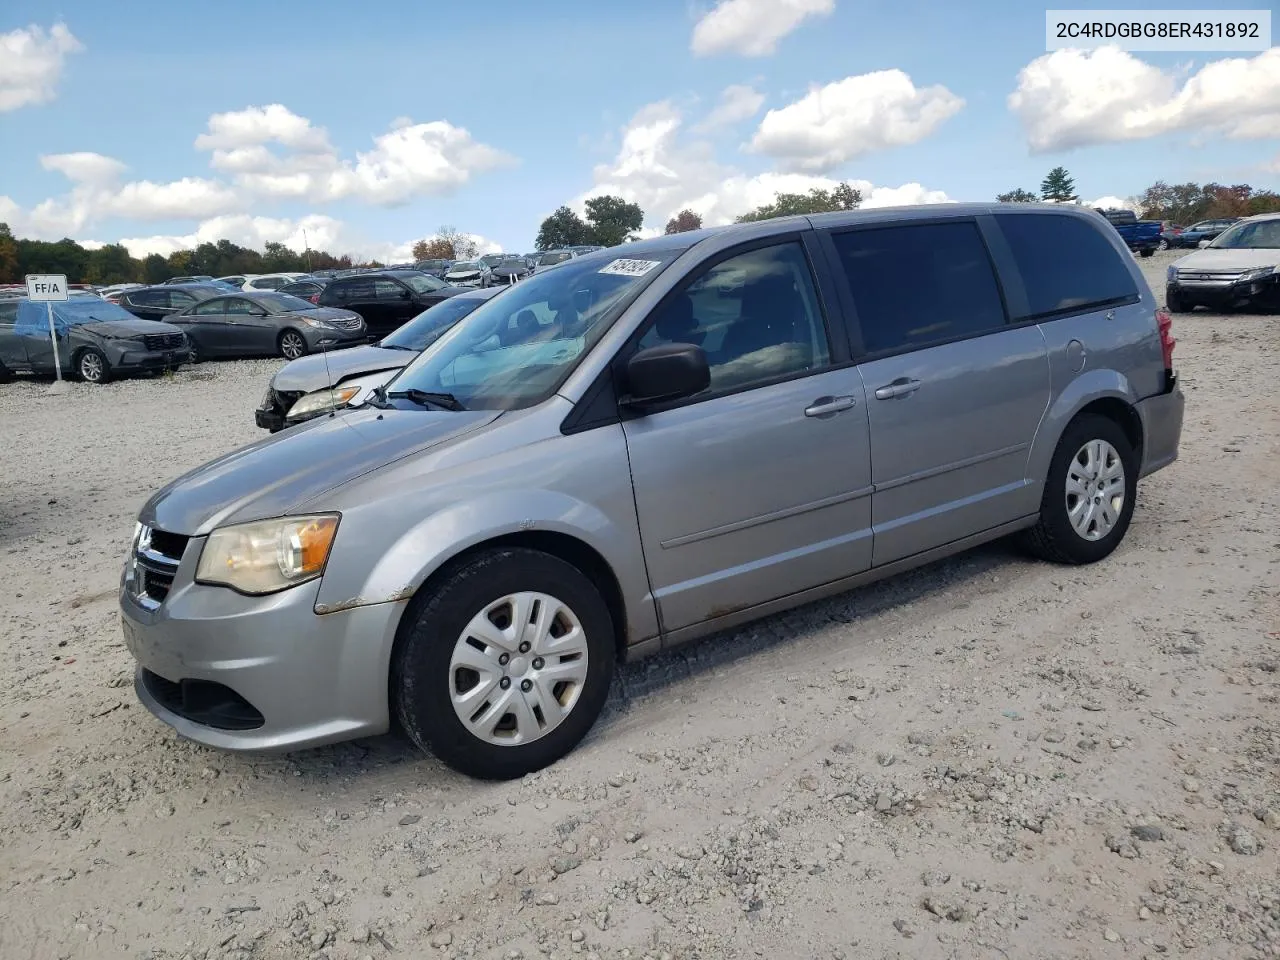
[0,0,1275,260]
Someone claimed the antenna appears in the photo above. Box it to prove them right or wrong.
[321,339,337,419]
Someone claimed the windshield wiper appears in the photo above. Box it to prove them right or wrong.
[386,388,466,411]
[378,342,417,352]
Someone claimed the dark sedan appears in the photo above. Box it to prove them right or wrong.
[316,269,464,338]
[489,257,533,285]
[279,278,328,303]
[255,286,504,431]
[118,283,226,321]
[0,294,186,384]
[167,291,367,361]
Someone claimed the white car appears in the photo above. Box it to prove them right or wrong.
[242,273,311,292]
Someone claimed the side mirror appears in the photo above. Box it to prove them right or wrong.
[623,343,710,407]
[1198,240,1211,249]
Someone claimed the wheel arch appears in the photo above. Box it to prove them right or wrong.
[1028,371,1145,482]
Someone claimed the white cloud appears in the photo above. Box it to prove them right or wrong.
[195,106,514,207]
[748,70,964,173]
[40,151,127,184]
[1084,195,1138,211]
[1010,46,1280,152]
[691,0,834,57]
[0,23,83,112]
[579,100,951,229]
[694,84,765,132]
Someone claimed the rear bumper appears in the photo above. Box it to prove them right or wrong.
[1135,375,1185,478]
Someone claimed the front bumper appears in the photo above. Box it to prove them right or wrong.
[300,327,368,351]
[112,346,185,373]
[1167,275,1280,310]
[255,408,285,431]
[120,551,407,752]
[1135,374,1185,478]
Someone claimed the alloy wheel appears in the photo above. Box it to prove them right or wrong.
[280,332,305,359]
[79,352,104,382]
[1065,439,1126,541]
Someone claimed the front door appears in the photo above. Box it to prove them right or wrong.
[181,297,231,356]
[373,277,413,332]
[823,219,1051,567]
[621,239,873,634]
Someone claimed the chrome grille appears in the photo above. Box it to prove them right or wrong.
[142,333,185,351]
[129,525,189,610]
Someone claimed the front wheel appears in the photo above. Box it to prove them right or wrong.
[278,330,307,360]
[1139,247,1154,258]
[1157,238,1169,251]
[1166,288,1190,313]
[76,348,110,384]
[392,548,616,779]
[1023,415,1137,564]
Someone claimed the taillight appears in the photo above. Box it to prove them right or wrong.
[1156,307,1175,371]
[309,294,320,304]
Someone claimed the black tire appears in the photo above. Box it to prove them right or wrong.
[187,339,201,363]
[0,361,10,384]
[1166,287,1190,313]
[278,329,307,360]
[76,347,110,384]
[1139,247,1154,258]
[1157,238,1169,251]
[392,547,616,780]
[1023,414,1137,565]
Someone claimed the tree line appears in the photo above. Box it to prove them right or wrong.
[0,223,364,285]
[998,168,1280,222]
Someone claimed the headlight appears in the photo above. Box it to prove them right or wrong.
[286,384,366,420]
[196,515,339,595]
[298,316,329,328]
[1241,266,1278,282]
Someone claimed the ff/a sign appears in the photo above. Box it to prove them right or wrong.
[26,274,69,301]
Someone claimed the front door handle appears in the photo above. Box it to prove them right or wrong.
[874,378,922,400]
[804,395,857,418]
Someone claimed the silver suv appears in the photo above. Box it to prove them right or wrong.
[120,204,1185,779]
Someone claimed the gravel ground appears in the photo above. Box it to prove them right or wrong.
[1,250,1278,960]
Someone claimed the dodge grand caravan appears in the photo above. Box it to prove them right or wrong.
[120,204,1185,780]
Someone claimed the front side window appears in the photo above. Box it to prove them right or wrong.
[388,249,680,410]
[830,221,1007,353]
[637,241,830,395]
[192,298,226,316]
[995,213,1137,319]
[168,291,197,309]
[403,274,446,294]
[225,298,254,315]
[373,278,406,299]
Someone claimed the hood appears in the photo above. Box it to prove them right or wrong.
[446,269,480,278]
[143,406,502,535]
[1174,248,1280,272]
[80,318,183,339]
[290,306,360,323]
[271,343,414,393]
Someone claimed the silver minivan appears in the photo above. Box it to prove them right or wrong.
[120,204,1185,779]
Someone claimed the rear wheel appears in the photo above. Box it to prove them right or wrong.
[76,348,110,384]
[392,548,615,779]
[1139,247,1154,258]
[1157,238,1169,251]
[278,330,307,360]
[1023,415,1137,565]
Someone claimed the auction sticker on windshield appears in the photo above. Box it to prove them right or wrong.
[598,259,662,277]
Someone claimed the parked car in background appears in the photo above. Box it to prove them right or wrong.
[216,275,247,288]
[413,259,454,279]
[256,286,505,431]
[1172,218,1241,248]
[242,272,311,292]
[0,293,186,384]
[279,278,328,303]
[489,256,533,285]
[164,275,216,285]
[443,260,493,288]
[478,253,507,271]
[1165,213,1280,313]
[99,283,145,303]
[1156,223,1184,251]
[534,249,575,272]
[316,269,462,338]
[167,290,366,362]
[118,283,225,321]
[119,203,1183,778]
[1095,209,1161,257]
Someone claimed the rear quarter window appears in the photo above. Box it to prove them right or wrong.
[995,213,1138,320]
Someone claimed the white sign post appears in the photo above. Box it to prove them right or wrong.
[25,274,69,392]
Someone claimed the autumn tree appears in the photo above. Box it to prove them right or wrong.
[1138,180,1280,223]
[997,188,1038,203]
[435,226,478,261]
[1040,167,1078,202]
[412,237,454,260]
[736,181,862,222]
[664,209,703,234]
[536,206,590,250]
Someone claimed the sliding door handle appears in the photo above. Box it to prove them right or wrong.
[874,378,922,400]
[804,395,857,418]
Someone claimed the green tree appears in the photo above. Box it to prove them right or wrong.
[85,244,137,284]
[536,206,590,250]
[0,223,19,283]
[1040,167,1078,203]
[166,250,194,276]
[142,253,172,284]
[997,188,1039,203]
[583,195,644,246]
[735,181,863,222]
[16,237,90,279]
[664,209,703,234]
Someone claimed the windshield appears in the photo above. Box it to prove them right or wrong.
[402,273,446,294]
[539,252,571,265]
[388,250,679,410]
[14,296,141,334]
[449,262,480,272]
[1210,220,1280,249]
[255,293,317,312]
[382,295,491,351]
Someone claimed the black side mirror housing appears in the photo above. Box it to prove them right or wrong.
[623,343,710,407]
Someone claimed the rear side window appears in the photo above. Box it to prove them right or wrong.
[995,213,1138,319]
[130,289,168,307]
[829,221,1007,355]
